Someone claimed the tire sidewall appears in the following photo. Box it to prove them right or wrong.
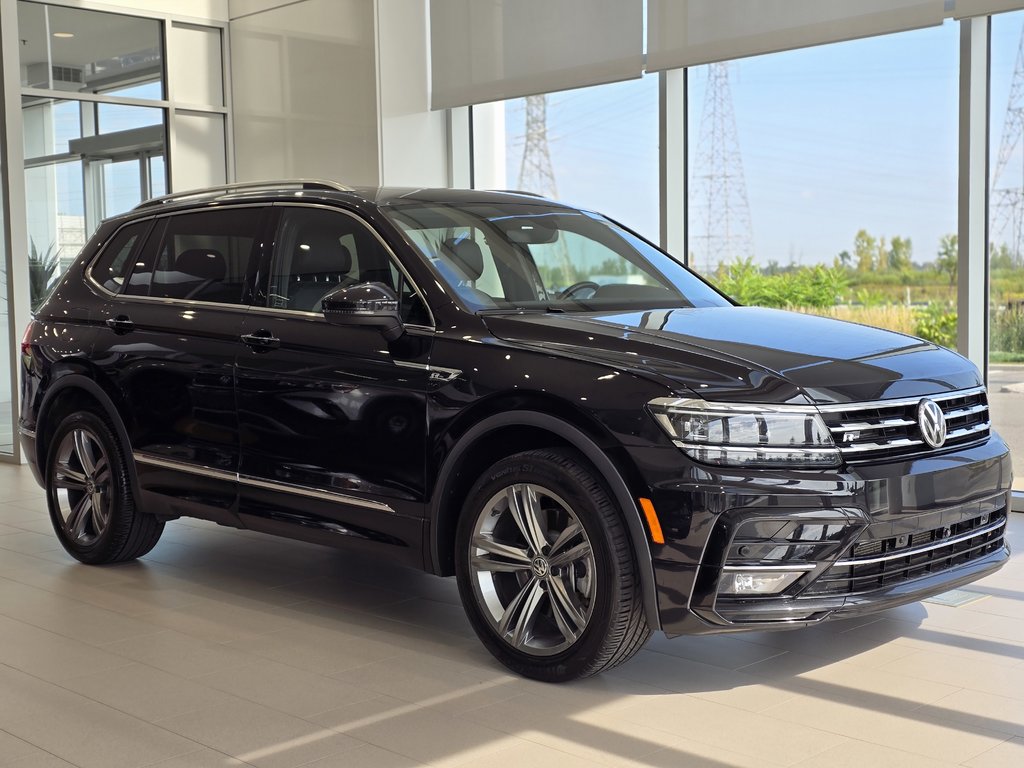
[455,451,629,682]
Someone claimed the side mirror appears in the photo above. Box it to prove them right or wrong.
[322,282,404,341]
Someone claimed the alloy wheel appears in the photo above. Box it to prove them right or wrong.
[468,483,597,656]
[51,427,112,546]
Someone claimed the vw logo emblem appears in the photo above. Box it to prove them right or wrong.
[917,398,947,448]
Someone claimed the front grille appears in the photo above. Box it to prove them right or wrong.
[803,507,1007,597]
[818,387,989,463]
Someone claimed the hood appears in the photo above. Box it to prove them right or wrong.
[482,306,982,405]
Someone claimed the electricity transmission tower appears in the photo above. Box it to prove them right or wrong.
[992,24,1024,262]
[517,95,559,198]
[516,94,573,285]
[693,62,753,274]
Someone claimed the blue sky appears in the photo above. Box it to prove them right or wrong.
[506,14,1024,270]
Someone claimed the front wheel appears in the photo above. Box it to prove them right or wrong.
[455,449,650,681]
[45,410,164,564]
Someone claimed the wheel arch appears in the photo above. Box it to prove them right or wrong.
[36,373,142,502]
[429,409,661,631]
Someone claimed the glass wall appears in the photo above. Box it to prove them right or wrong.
[491,76,659,243]
[686,23,959,340]
[18,1,167,304]
[989,10,1024,489]
[0,119,11,456]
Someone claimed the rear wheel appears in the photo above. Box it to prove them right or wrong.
[46,411,163,564]
[455,449,650,681]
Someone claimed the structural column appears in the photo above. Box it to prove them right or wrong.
[659,69,686,261]
[1,0,32,463]
[958,16,990,377]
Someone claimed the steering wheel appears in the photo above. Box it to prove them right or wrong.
[558,280,600,300]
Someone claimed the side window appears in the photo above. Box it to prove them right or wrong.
[269,207,431,324]
[90,220,150,293]
[138,208,265,304]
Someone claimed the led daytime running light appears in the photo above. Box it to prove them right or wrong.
[647,397,841,468]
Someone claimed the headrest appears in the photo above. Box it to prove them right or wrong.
[294,225,352,274]
[441,237,484,281]
[176,248,226,281]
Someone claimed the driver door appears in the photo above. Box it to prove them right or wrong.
[234,204,433,558]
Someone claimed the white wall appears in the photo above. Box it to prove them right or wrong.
[228,0,293,18]
[230,0,381,185]
[470,101,506,190]
[43,0,229,22]
[376,0,448,187]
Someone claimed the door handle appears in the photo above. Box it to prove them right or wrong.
[105,315,134,334]
[241,330,281,351]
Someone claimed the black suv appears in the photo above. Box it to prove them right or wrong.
[21,180,1012,681]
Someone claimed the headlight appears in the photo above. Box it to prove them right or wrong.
[647,398,841,468]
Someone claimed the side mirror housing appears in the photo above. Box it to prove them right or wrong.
[322,282,404,341]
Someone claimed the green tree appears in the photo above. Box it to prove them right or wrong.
[876,235,888,272]
[935,234,958,286]
[889,236,912,271]
[990,242,1014,270]
[854,229,877,273]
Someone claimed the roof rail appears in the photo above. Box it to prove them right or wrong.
[133,179,354,210]
[490,189,546,198]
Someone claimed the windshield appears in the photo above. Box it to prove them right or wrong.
[383,202,731,311]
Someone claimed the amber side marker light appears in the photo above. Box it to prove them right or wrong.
[638,498,665,544]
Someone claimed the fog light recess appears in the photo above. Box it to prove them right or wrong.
[719,567,813,596]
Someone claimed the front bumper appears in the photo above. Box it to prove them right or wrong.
[632,434,1014,636]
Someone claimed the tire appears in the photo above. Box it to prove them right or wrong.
[455,448,651,682]
[45,410,164,564]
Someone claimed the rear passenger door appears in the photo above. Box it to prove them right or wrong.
[93,205,273,523]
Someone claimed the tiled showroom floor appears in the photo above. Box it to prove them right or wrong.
[0,461,1023,768]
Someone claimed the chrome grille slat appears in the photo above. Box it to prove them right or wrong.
[834,517,1006,567]
[837,437,924,454]
[820,387,989,463]
[944,404,988,420]
[803,508,1007,597]
[830,418,916,432]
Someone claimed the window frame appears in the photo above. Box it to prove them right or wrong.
[250,202,435,330]
[88,204,274,310]
[84,216,157,298]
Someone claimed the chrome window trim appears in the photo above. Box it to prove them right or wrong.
[266,202,436,329]
[132,452,396,513]
[85,202,436,330]
[243,303,434,336]
[84,215,158,300]
[816,386,987,413]
[85,202,273,303]
[99,293,255,313]
[833,517,1007,567]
